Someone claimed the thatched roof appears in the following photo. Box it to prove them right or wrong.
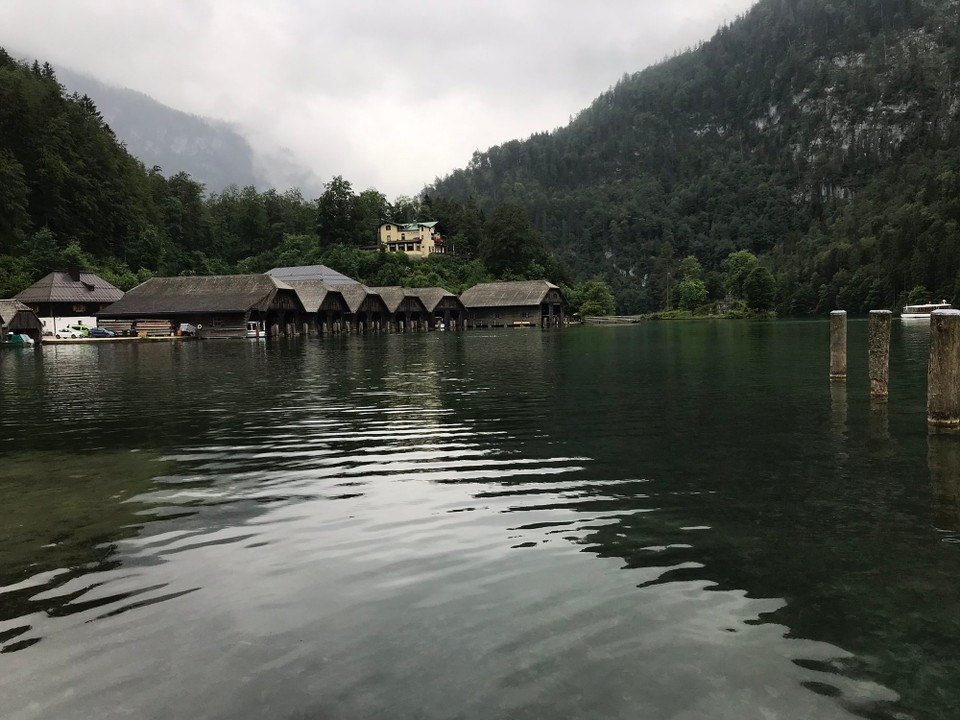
[16,270,123,304]
[460,280,563,308]
[98,275,300,317]
[407,287,463,313]
[330,284,385,314]
[0,299,42,331]
[267,264,358,284]
[287,280,347,313]
[368,286,429,314]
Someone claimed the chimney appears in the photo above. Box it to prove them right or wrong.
[68,265,81,282]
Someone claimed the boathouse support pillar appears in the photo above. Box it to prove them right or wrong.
[830,310,847,381]
[869,310,892,400]
[928,309,960,428]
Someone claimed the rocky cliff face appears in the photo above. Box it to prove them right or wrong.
[429,0,960,313]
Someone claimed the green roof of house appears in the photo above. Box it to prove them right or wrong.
[384,221,438,231]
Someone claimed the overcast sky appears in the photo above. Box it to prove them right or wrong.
[2,0,757,198]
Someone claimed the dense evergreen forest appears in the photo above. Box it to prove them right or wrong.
[0,47,616,314]
[429,0,960,314]
[6,0,960,317]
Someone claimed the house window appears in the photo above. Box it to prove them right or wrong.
[72,303,85,313]
[385,224,391,230]
[386,235,391,242]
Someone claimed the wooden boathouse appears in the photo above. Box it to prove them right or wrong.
[409,288,466,330]
[460,280,567,328]
[287,281,349,334]
[369,287,430,332]
[97,275,305,338]
[15,267,123,336]
[0,299,43,343]
[330,284,390,333]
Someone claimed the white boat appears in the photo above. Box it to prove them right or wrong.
[901,301,953,319]
[246,321,266,338]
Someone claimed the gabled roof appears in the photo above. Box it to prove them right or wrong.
[0,299,41,330]
[266,264,358,284]
[330,284,386,315]
[380,221,439,231]
[0,299,30,325]
[286,280,347,313]
[460,280,563,308]
[367,286,429,315]
[98,275,301,317]
[16,270,123,304]
[406,287,463,313]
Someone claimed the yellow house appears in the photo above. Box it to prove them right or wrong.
[378,221,446,258]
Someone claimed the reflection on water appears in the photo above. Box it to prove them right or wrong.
[1,325,959,719]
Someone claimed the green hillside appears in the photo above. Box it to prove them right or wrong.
[428,0,960,314]
[0,49,581,305]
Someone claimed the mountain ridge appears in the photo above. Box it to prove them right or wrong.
[7,50,322,196]
[428,0,960,314]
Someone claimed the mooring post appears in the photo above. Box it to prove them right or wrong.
[930,432,960,531]
[928,309,960,428]
[868,310,892,399]
[830,310,847,381]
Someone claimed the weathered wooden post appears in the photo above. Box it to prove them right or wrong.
[868,310,892,399]
[831,380,847,438]
[928,309,960,428]
[929,432,960,531]
[830,310,847,381]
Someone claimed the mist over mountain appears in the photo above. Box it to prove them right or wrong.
[50,67,264,194]
[9,53,323,197]
[429,0,960,314]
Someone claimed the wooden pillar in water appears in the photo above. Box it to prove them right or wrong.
[868,310,891,400]
[928,309,960,428]
[829,310,847,381]
[930,431,960,531]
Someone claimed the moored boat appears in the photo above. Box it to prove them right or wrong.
[901,301,953,319]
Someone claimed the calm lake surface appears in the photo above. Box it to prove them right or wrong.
[2,321,959,720]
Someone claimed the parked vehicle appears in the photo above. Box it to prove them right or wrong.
[87,327,116,338]
[67,323,91,336]
[55,328,84,339]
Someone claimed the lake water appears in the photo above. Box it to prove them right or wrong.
[2,321,959,720]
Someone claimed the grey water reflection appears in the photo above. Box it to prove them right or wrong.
[0,326,959,719]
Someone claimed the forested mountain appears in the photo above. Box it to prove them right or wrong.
[428,0,960,314]
[54,67,266,194]
[0,48,599,311]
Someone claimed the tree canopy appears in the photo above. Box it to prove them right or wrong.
[426,0,960,315]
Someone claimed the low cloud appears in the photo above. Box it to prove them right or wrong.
[1,0,757,197]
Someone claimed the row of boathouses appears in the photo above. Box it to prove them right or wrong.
[8,265,568,340]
